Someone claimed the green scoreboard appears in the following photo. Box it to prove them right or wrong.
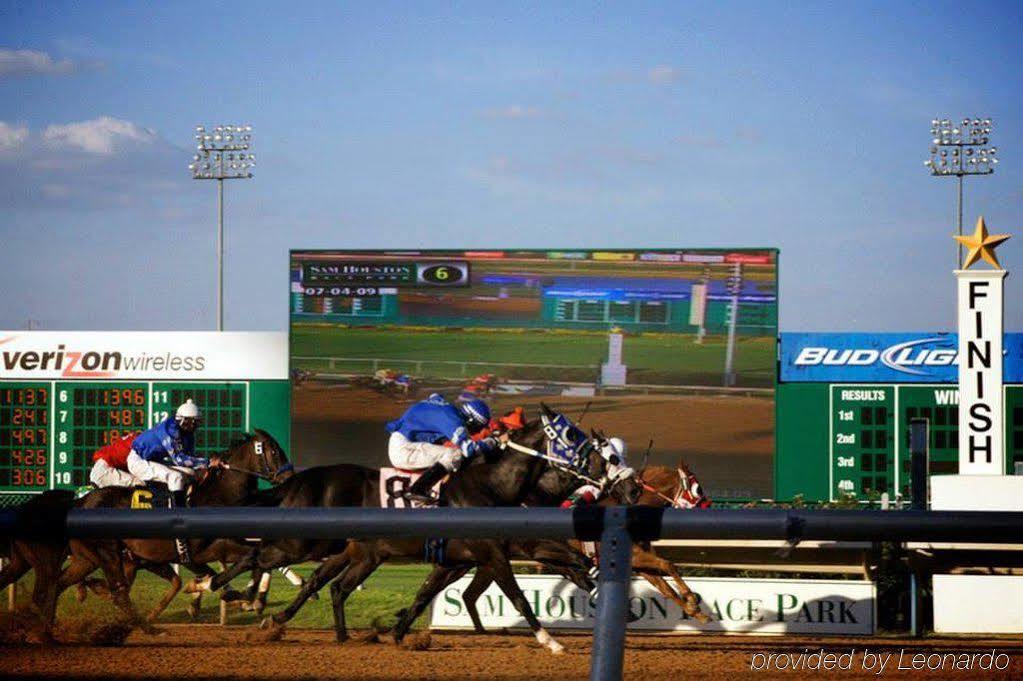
[0,332,291,501]
[0,380,288,494]
[776,333,1023,503]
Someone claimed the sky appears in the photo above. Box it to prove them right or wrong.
[0,1,1021,332]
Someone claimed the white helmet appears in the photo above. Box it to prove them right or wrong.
[602,437,628,464]
[175,398,201,422]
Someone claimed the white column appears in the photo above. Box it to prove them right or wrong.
[600,331,627,386]
[955,269,1007,475]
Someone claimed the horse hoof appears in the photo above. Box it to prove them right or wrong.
[259,617,271,630]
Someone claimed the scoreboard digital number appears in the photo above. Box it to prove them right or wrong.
[829,384,1023,501]
[0,384,50,490]
[0,381,249,494]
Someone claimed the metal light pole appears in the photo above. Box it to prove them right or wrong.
[924,118,997,268]
[190,125,254,331]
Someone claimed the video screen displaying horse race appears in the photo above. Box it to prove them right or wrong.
[289,249,778,498]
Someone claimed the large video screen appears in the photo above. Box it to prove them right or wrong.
[289,249,778,498]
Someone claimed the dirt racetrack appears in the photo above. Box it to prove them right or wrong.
[3,626,1023,680]
[292,382,774,498]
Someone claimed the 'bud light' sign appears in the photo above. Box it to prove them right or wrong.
[780,333,1023,383]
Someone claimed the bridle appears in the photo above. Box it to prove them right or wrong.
[637,466,711,509]
[220,435,294,483]
[504,425,636,501]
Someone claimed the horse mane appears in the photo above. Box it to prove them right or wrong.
[228,432,256,449]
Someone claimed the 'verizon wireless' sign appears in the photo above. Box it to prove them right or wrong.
[430,575,875,635]
[0,332,287,380]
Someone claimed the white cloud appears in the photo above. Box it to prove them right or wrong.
[0,121,29,152]
[41,117,158,155]
[0,49,77,77]
[647,65,684,84]
[0,116,184,211]
[483,105,543,120]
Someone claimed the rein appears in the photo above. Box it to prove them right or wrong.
[503,439,604,488]
[220,462,276,482]
[218,437,293,483]
[638,478,681,507]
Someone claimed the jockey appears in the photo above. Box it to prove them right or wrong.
[561,437,632,508]
[386,393,498,503]
[89,431,144,488]
[127,399,220,509]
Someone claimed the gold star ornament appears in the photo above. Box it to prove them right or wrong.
[954,216,1011,269]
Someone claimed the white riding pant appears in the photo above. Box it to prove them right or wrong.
[89,459,144,488]
[125,451,191,492]
[387,432,462,472]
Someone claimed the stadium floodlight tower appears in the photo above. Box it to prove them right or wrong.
[925,118,997,267]
[189,124,255,331]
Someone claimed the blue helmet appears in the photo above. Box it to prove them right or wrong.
[458,399,491,429]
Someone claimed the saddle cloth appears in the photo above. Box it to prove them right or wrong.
[127,480,193,507]
[379,467,444,509]
[130,483,173,510]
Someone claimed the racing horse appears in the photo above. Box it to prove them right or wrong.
[5,430,292,633]
[350,406,642,652]
[73,431,300,620]
[456,459,713,632]
[204,405,640,654]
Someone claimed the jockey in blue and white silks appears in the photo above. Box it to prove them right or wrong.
[126,398,217,564]
[386,393,497,502]
[127,399,214,504]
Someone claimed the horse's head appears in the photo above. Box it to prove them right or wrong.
[224,429,294,485]
[533,404,641,505]
[672,459,711,509]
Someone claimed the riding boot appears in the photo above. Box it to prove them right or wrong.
[167,491,193,564]
[404,463,448,504]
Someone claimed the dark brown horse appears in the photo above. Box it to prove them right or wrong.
[356,413,642,653]
[205,408,640,654]
[457,460,713,632]
[6,430,291,633]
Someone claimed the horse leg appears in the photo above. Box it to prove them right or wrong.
[143,563,182,623]
[328,554,382,643]
[253,569,272,614]
[461,569,493,634]
[0,548,30,593]
[95,544,156,634]
[201,548,257,592]
[633,547,709,623]
[271,553,350,626]
[389,564,469,643]
[471,541,564,655]
[184,564,216,619]
[240,568,266,611]
[19,541,66,641]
